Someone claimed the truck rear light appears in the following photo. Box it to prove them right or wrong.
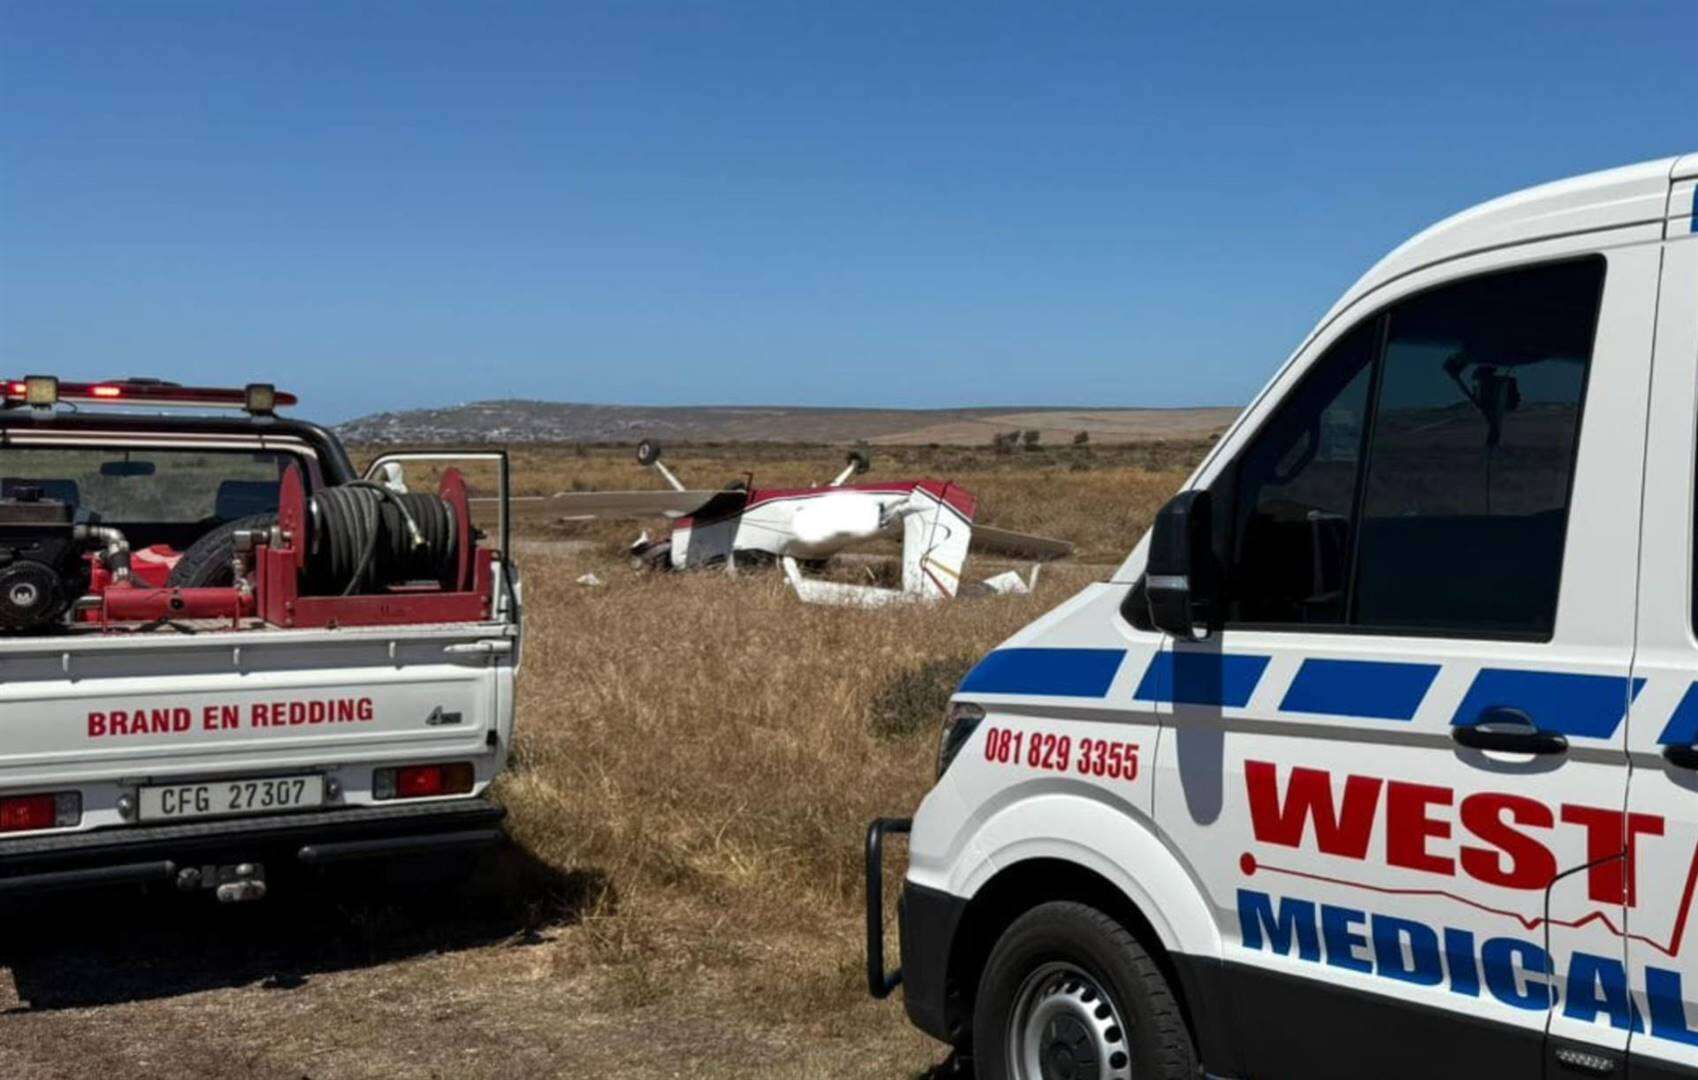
[372,763,474,801]
[0,791,81,833]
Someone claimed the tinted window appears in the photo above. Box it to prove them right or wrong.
[1222,319,1377,625]
[1215,255,1605,638]
[1351,257,1603,635]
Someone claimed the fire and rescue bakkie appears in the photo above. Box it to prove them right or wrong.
[0,377,519,903]
[867,153,1698,1079]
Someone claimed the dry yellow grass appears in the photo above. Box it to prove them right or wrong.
[499,556,1085,985]
[481,443,1201,1057]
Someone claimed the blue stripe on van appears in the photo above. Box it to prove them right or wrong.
[1279,659,1440,721]
[1657,683,1698,746]
[958,647,1126,697]
[1450,669,1643,739]
[1133,651,1269,707]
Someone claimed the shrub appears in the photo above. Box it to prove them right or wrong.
[868,654,978,739]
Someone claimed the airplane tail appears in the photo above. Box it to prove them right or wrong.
[900,482,977,600]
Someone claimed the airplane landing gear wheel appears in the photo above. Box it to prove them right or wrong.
[635,440,662,467]
[630,539,672,571]
[973,901,1195,1080]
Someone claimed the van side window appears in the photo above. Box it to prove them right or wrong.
[1352,258,1603,636]
[1217,255,1605,638]
[1222,320,1377,625]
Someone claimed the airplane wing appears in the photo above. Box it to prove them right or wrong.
[970,525,1075,561]
[488,490,729,520]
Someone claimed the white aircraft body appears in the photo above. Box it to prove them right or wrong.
[531,442,1071,606]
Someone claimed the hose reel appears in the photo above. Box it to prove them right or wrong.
[306,482,459,595]
[271,464,478,605]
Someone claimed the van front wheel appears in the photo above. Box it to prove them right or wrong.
[972,901,1196,1080]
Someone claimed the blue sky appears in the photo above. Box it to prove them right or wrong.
[2,3,1693,422]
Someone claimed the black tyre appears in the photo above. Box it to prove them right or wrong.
[847,448,872,475]
[972,901,1196,1080]
[635,439,662,467]
[168,513,277,588]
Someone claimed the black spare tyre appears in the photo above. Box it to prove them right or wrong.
[168,513,277,589]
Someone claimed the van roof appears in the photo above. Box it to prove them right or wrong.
[1319,153,1692,335]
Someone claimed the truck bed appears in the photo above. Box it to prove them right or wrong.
[0,617,519,840]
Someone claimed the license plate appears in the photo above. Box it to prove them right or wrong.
[138,775,325,822]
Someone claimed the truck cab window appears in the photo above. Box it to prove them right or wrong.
[1221,319,1377,625]
[3,448,292,525]
[2,447,297,554]
[1351,257,1604,636]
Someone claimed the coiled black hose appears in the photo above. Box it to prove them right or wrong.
[308,482,458,595]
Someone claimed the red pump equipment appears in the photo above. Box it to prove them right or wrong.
[85,464,495,630]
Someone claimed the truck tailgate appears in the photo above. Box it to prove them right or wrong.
[0,624,514,786]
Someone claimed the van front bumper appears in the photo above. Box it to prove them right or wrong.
[0,798,505,896]
[865,816,967,1045]
[899,879,968,1043]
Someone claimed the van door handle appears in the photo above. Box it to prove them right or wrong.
[1452,707,1569,755]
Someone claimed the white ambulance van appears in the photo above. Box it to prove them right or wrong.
[867,153,1698,1080]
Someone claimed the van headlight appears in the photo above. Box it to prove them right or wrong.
[937,701,986,779]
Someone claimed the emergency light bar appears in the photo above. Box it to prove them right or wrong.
[2,376,297,415]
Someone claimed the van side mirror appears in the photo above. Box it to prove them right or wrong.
[1145,490,1219,639]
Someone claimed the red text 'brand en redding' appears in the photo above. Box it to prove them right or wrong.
[86,697,376,738]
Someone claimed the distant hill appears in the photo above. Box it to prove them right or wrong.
[335,400,1238,446]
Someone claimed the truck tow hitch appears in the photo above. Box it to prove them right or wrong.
[177,862,268,903]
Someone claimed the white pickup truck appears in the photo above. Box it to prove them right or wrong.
[0,377,519,902]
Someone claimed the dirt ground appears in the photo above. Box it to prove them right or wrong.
[0,880,949,1079]
[0,444,1200,1080]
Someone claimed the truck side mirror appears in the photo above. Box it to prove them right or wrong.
[1145,490,1220,639]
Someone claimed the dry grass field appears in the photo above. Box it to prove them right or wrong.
[0,441,1207,1080]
